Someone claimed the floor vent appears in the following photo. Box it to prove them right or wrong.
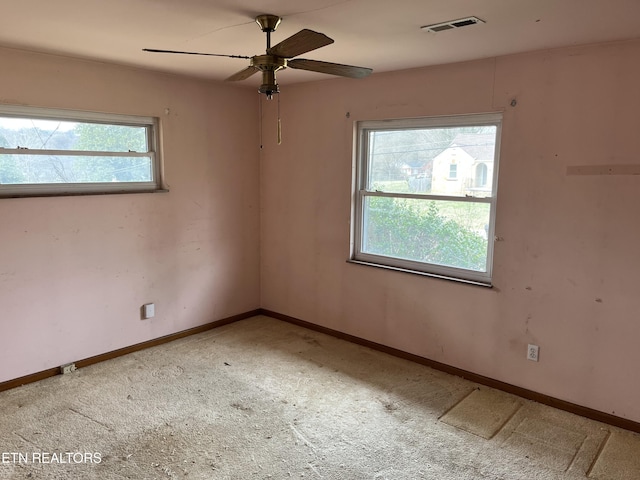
[421,16,485,33]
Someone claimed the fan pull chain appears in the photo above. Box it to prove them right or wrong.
[277,93,282,145]
[258,93,263,149]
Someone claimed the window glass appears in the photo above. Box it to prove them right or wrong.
[362,197,490,272]
[0,154,153,184]
[366,126,496,198]
[0,118,147,152]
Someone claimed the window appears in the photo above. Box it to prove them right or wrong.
[0,105,162,197]
[352,113,502,285]
[475,163,488,187]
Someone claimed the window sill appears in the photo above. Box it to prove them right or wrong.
[0,188,169,199]
[347,259,493,288]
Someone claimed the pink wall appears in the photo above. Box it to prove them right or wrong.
[260,39,640,422]
[3,37,640,424]
[0,47,260,383]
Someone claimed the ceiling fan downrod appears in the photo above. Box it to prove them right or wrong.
[255,14,281,49]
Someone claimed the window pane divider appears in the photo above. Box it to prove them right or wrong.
[362,190,493,203]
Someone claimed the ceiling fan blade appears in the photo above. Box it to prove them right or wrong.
[267,29,334,58]
[226,66,260,81]
[287,59,372,78]
[143,48,251,59]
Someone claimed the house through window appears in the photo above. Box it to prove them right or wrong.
[352,112,502,285]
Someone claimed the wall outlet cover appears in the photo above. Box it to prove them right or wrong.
[527,344,540,362]
[60,363,77,374]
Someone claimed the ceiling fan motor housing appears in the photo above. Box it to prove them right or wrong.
[252,55,286,98]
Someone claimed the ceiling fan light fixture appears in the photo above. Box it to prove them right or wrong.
[259,70,280,99]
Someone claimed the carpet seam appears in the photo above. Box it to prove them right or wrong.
[585,429,612,478]
[437,386,477,420]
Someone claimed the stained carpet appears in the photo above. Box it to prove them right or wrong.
[0,316,638,479]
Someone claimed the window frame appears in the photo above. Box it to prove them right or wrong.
[351,112,502,286]
[0,104,164,198]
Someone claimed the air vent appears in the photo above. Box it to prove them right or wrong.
[421,16,485,33]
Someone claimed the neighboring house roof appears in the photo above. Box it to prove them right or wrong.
[449,134,495,162]
[402,159,430,168]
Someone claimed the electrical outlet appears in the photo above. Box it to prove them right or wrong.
[527,344,539,362]
[60,363,77,374]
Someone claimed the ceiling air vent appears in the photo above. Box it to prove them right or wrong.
[421,16,485,33]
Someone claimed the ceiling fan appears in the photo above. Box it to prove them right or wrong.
[143,14,373,99]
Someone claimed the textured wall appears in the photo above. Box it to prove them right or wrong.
[3,37,640,424]
[0,47,260,383]
[260,39,640,422]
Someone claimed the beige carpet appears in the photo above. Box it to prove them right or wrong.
[440,388,521,439]
[589,431,640,479]
[0,315,638,479]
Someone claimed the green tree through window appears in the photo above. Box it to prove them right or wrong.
[0,106,160,196]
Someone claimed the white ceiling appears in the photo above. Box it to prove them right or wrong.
[2,0,640,88]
